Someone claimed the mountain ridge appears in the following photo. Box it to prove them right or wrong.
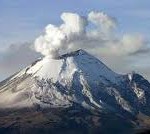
[0,50,149,113]
[0,49,150,133]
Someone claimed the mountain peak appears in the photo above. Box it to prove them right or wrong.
[24,49,119,85]
[58,49,87,59]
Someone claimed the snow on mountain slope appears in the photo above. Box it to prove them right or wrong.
[26,49,120,109]
[26,49,119,83]
[0,49,150,117]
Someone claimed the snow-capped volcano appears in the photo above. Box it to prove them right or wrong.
[0,49,150,117]
[27,49,119,83]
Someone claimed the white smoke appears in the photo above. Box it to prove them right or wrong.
[34,12,87,58]
[34,11,147,58]
[88,11,117,33]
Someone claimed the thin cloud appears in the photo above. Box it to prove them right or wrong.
[0,43,41,79]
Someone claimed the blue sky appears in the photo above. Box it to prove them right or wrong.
[0,0,150,47]
[0,0,150,80]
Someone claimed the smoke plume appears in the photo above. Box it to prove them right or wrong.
[34,11,147,58]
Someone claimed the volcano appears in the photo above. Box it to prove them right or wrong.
[0,49,150,134]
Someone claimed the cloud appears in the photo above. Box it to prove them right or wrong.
[34,12,88,58]
[129,48,150,56]
[0,43,41,79]
[88,11,117,33]
[34,11,148,58]
[99,34,147,56]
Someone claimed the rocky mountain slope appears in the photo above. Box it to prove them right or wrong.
[0,49,150,134]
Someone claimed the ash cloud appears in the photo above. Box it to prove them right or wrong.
[34,11,148,58]
[34,12,88,58]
